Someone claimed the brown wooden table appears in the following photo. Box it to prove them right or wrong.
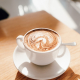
[0,11,80,80]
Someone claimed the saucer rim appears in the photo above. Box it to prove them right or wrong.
[13,46,70,79]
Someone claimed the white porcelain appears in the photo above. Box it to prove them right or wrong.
[16,28,62,65]
[13,45,70,80]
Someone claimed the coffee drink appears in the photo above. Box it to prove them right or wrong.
[24,29,59,52]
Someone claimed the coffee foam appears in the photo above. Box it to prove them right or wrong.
[24,29,59,52]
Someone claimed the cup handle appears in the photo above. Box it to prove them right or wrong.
[57,45,66,57]
[16,35,25,50]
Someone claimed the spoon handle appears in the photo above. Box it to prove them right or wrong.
[62,42,77,46]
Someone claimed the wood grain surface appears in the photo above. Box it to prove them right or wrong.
[0,11,80,80]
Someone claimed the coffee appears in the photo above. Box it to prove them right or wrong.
[24,29,59,52]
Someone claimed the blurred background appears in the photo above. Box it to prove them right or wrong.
[0,0,80,33]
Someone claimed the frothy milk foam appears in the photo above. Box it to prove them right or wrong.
[24,29,59,52]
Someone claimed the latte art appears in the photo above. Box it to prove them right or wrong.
[24,29,59,51]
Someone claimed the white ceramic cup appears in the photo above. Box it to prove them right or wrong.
[16,28,63,66]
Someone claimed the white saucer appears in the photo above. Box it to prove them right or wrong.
[13,45,70,79]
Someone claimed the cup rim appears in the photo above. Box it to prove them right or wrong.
[23,28,62,53]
